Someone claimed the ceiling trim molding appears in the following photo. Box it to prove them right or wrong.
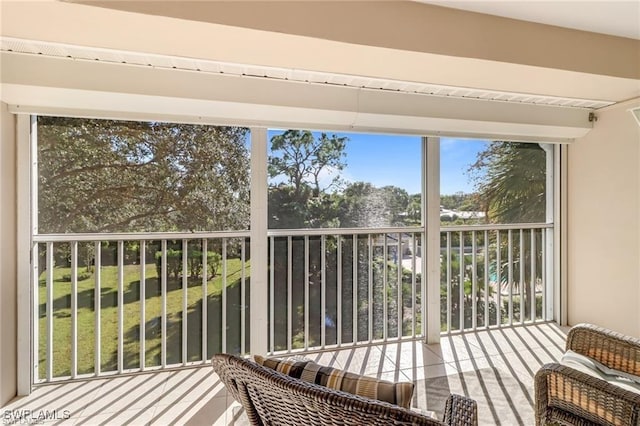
[2,1,638,102]
[1,49,593,143]
[0,37,615,110]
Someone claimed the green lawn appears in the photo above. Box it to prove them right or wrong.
[38,258,250,379]
[38,253,426,379]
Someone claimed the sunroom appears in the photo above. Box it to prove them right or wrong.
[1,1,639,425]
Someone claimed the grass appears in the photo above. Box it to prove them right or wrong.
[38,258,250,379]
[37,250,429,379]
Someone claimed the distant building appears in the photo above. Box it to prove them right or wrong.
[440,206,485,221]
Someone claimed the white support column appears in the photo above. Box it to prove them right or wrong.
[424,137,440,343]
[559,145,568,325]
[16,114,32,395]
[540,143,555,322]
[540,143,564,324]
[250,127,269,355]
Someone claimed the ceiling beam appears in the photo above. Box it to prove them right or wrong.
[1,1,638,102]
[1,52,592,142]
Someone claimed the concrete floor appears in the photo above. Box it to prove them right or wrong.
[1,322,567,425]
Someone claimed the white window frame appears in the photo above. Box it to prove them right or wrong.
[15,114,562,394]
[16,114,34,395]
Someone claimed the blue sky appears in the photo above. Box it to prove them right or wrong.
[267,130,488,195]
[440,137,489,194]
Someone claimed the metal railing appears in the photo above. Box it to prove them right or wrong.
[267,227,424,355]
[32,223,552,382]
[266,223,551,356]
[440,223,552,333]
[32,231,250,383]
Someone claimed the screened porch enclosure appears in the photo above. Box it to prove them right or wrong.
[28,117,558,385]
[33,224,551,383]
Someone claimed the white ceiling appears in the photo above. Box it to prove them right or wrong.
[419,1,640,40]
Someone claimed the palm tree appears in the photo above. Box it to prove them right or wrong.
[468,142,547,321]
[469,142,546,223]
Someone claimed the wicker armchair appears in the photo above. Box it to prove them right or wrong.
[535,323,640,426]
[212,353,478,426]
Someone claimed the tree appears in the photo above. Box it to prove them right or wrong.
[467,142,546,223]
[269,130,347,198]
[407,194,421,224]
[380,186,410,225]
[266,130,349,348]
[338,183,410,228]
[440,192,481,212]
[268,184,341,229]
[268,130,347,229]
[467,141,547,322]
[38,117,250,233]
[338,182,376,228]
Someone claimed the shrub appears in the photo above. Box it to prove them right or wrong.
[60,271,92,282]
[155,249,222,279]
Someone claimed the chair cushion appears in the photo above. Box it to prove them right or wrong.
[561,350,640,394]
[254,355,415,408]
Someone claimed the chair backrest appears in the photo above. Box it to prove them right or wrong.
[566,323,640,376]
[211,353,445,426]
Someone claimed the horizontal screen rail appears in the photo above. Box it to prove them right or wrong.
[32,230,250,242]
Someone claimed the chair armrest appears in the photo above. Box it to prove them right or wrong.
[567,324,640,376]
[535,363,640,426]
[442,394,478,426]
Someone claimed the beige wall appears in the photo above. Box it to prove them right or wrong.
[567,101,640,336]
[0,102,17,405]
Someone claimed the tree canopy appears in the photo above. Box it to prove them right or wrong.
[440,192,481,212]
[269,130,347,197]
[338,183,410,228]
[467,142,546,223]
[267,130,348,229]
[38,119,547,234]
[267,130,416,229]
[38,117,250,233]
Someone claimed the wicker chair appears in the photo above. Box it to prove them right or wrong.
[535,323,640,426]
[212,353,478,426]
